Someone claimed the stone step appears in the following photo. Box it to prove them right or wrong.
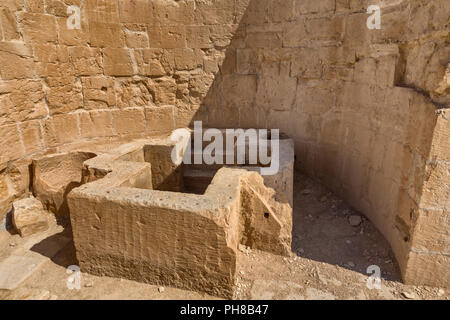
[0,233,70,290]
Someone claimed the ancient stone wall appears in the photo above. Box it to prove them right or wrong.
[203,0,449,287]
[0,0,242,218]
[0,0,448,286]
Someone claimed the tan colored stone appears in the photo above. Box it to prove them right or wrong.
[112,108,146,136]
[0,124,23,168]
[89,21,125,48]
[134,49,173,76]
[79,110,114,139]
[68,137,293,298]
[174,48,203,71]
[25,0,44,13]
[118,0,153,24]
[124,29,149,48]
[41,113,80,146]
[0,8,20,40]
[69,47,103,76]
[57,15,90,46]
[145,106,175,135]
[148,26,186,49]
[12,197,49,237]
[103,48,135,76]
[17,12,57,43]
[33,151,97,221]
[153,0,195,25]
[0,79,46,126]
[0,42,36,80]
[115,77,154,108]
[186,26,212,49]
[19,120,45,155]
[81,76,116,110]
[194,0,235,25]
[44,77,83,114]
[85,0,120,23]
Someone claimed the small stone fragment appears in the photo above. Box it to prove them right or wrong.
[158,286,165,293]
[12,197,49,237]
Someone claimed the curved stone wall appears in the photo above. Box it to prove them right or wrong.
[0,0,448,287]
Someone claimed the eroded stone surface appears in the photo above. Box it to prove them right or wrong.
[67,134,294,298]
[0,0,448,290]
[12,197,49,237]
[32,151,97,222]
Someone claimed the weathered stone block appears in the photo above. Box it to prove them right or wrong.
[33,151,97,221]
[68,46,103,76]
[118,0,153,24]
[19,120,45,155]
[79,110,114,139]
[41,113,80,146]
[186,26,212,49]
[67,136,293,298]
[0,42,36,80]
[144,106,175,135]
[103,48,135,76]
[0,124,23,168]
[134,49,173,76]
[124,29,149,48]
[81,76,116,110]
[0,8,20,40]
[44,77,83,114]
[17,12,57,43]
[115,77,154,108]
[89,21,125,48]
[112,108,146,136]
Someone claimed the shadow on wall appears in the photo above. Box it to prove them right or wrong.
[183,0,449,288]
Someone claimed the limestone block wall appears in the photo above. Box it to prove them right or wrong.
[0,0,448,287]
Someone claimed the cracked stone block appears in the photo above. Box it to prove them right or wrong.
[32,151,97,222]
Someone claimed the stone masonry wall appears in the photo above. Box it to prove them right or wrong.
[0,0,449,286]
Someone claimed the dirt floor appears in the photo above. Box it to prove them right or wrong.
[0,171,448,300]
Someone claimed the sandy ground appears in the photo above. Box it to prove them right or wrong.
[0,172,448,300]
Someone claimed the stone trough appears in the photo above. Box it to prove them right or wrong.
[55,130,295,298]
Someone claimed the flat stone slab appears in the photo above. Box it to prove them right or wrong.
[0,234,70,290]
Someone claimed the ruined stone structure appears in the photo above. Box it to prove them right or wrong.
[0,0,449,292]
[63,134,293,298]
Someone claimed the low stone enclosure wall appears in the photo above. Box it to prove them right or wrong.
[0,0,449,292]
[33,131,294,298]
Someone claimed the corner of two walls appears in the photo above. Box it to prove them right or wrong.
[205,0,449,286]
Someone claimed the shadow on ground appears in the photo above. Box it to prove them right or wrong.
[291,171,401,282]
